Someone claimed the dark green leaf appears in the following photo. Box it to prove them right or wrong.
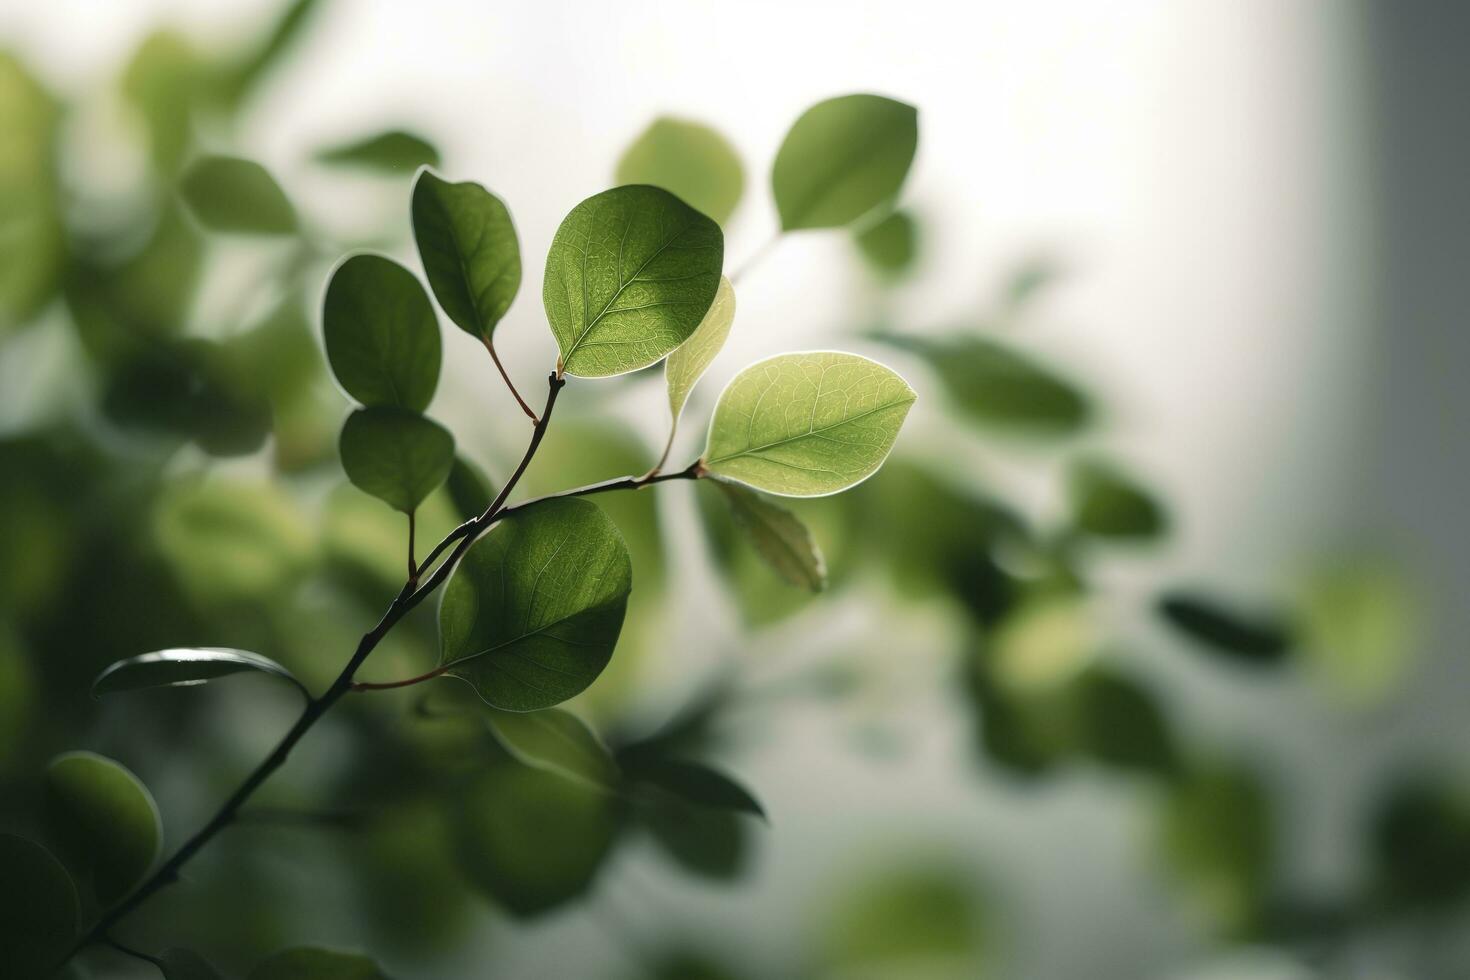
[1160,763,1272,936]
[339,407,454,513]
[93,647,306,699]
[0,834,78,979]
[1371,777,1470,911]
[247,947,388,980]
[485,708,619,789]
[180,155,296,234]
[704,352,915,496]
[439,498,631,710]
[453,763,617,917]
[317,130,439,173]
[1074,667,1178,777]
[445,455,495,522]
[45,751,161,904]
[855,210,918,276]
[639,789,748,881]
[1158,591,1293,665]
[1068,457,1168,541]
[772,94,918,231]
[716,482,826,591]
[627,758,765,820]
[543,184,723,377]
[412,171,520,340]
[323,254,441,411]
[161,948,223,980]
[615,117,745,225]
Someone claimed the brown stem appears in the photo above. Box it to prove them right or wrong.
[484,337,538,423]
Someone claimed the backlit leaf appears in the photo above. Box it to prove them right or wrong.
[339,407,454,513]
[93,648,305,699]
[323,254,441,411]
[412,171,520,340]
[616,117,744,225]
[485,707,619,789]
[703,351,915,496]
[180,155,296,234]
[318,129,439,173]
[855,210,918,276]
[543,184,723,377]
[45,751,161,904]
[715,482,826,591]
[665,275,735,423]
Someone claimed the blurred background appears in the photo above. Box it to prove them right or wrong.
[2,1,1468,977]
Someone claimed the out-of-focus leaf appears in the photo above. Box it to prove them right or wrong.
[639,788,748,881]
[453,762,617,917]
[160,948,223,980]
[0,53,64,327]
[855,210,918,277]
[412,171,520,340]
[93,647,305,699]
[485,707,620,789]
[339,407,454,514]
[879,334,1089,435]
[323,254,441,411]
[543,184,723,377]
[445,455,494,522]
[704,352,916,496]
[665,276,735,425]
[247,947,387,980]
[222,0,325,106]
[616,117,745,225]
[1370,777,1470,911]
[121,31,205,174]
[1074,666,1179,778]
[989,593,1097,694]
[1068,457,1168,541]
[153,479,315,605]
[1295,558,1416,702]
[637,951,746,980]
[0,834,78,979]
[439,498,630,711]
[715,482,826,591]
[817,865,985,980]
[180,155,296,234]
[998,254,1063,313]
[1160,763,1271,937]
[1157,591,1293,666]
[626,757,765,821]
[45,751,161,904]
[772,94,918,231]
[0,629,36,769]
[317,129,440,173]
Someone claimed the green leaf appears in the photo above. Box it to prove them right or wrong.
[453,763,617,917]
[0,53,64,327]
[445,455,495,522]
[160,948,223,980]
[1157,592,1293,665]
[772,94,918,231]
[626,758,765,820]
[222,0,324,106]
[879,334,1089,434]
[339,407,454,513]
[1160,763,1272,935]
[989,593,1097,694]
[485,707,620,789]
[1295,559,1416,703]
[317,129,440,173]
[1073,667,1179,777]
[855,210,918,276]
[180,155,296,234]
[638,789,748,881]
[439,498,631,711]
[615,117,744,225]
[247,947,388,980]
[819,866,985,976]
[0,834,78,979]
[715,482,826,591]
[93,647,306,699]
[666,275,735,426]
[411,171,521,340]
[120,31,204,175]
[323,254,441,411]
[543,184,724,377]
[45,751,161,904]
[1068,458,1168,541]
[703,351,916,496]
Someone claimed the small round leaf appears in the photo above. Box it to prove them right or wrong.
[323,254,441,411]
[411,171,521,340]
[339,407,455,513]
[616,117,745,225]
[1068,458,1168,541]
[45,751,161,904]
[180,155,296,234]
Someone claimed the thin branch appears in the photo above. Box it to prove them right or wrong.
[406,510,418,585]
[352,662,451,692]
[103,936,163,971]
[484,337,538,423]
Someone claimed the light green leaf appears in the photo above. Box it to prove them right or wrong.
[0,53,64,327]
[121,31,204,175]
[0,834,78,979]
[93,648,306,699]
[439,498,631,711]
[716,482,826,591]
[247,947,388,980]
[317,130,440,173]
[615,117,745,225]
[485,707,620,789]
[989,593,1097,694]
[543,184,724,378]
[160,948,223,980]
[45,751,161,904]
[1068,457,1168,541]
[666,275,735,423]
[221,0,325,106]
[323,254,441,411]
[772,94,918,231]
[819,865,985,976]
[855,209,918,276]
[1296,559,1416,703]
[339,407,454,513]
[703,351,916,496]
[180,155,296,234]
[411,171,520,340]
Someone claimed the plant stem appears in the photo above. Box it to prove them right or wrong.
[731,231,783,284]
[484,337,538,423]
[103,936,163,970]
[406,510,418,584]
[649,421,678,477]
[55,373,568,975]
